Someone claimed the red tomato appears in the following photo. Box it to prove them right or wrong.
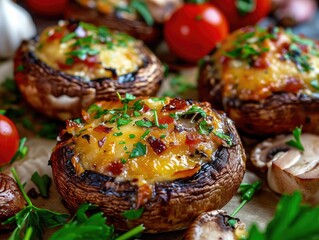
[0,115,20,166]
[26,0,68,16]
[164,3,229,63]
[210,0,271,31]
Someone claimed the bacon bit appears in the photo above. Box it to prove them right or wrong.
[283,77,303,93]
[172,165,201,179]
[82,134,90,143]
[58,130,73,142]
[158,115,174,125]
[81,110,90,122]
[66,119,80,128]
[142,104,151,113]
[136,184,152,208]
[253,55,270,69]
[162,98,187,111]
[106,161,123,176]
[147,137,167,155]
[185,133,204,152]
[98,136,106,148]
[47,31,64,42]
[219,55,230,64]
[94,125,112,133]
[57,61,73,70]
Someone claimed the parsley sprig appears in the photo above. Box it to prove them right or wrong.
[3,168,69,239]
[247,192,319,240]
[31,172,52,198]
[286,127,304,152]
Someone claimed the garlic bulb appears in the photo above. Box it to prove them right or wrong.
[0,0,36,59]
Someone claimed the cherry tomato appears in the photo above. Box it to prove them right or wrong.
[0,115,20,166]
[210,0,271,31]
[164,3,229,63]
[26,0,68,16]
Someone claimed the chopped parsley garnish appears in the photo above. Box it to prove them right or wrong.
[282,44,313,72]
[113,132,123,136]
[16,65,24,72]
[213,131,232,146]
[286,127,304,151]
[198,120,213,135]
[160,135,166,139]
[10,137,28,165]
[140,129,151,139]
[31,172,52,198]
[130,0,154,26]
[129,142,147,158]
[67,46,99,61]
[0,109,6,115]
[117,118,133,127]
[61,32,76,43]
[236,0,256,15]
[122,207,144,220]
[121,158,127,163]
[170,105,207,120]
[119,141,126,145]
[135,119,153,128]
[311,79,319,91]
[129,134,135,139]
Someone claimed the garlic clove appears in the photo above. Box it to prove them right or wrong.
[0,0,36,59]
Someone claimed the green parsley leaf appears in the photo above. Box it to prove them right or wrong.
[122,207,144,220]
[123,93,136,103]
[160,134,166,139]
[133,100,144,111]
[133,111,142,117]
[3,168,69,240]
[31,172,52,198]
[0,109,6,115]
[113,132,123,136]
[213,131,232,146]
[310,79,319,91]
[286,127,304,151]
[247,192,319,240]
[130,0,154,26]
[129,142,147,158]
[198,120,213,135]
[129,134,135,139]
[61,33,76,43]
[185,106,207,118]
[117,118,133,127]
[140,129,151,139]
[135,119,153,128]
[65,57,75,66]
[236,0,256,15]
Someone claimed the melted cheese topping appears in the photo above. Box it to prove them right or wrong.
[35,21,143,80]
[64,97,231,185]
[212,27,319,101]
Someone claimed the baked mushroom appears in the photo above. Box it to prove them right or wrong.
[50,96,246,233]
[14,20,163,121]
[184,210,246,240]
[65,0,178,45]
[0,173,26,230]
[251,133,319,204]
[198,26,319,136]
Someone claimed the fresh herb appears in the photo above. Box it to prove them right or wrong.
[129,142,147,158]
[119,141,126,145]
[67,46,99,61]
[286,127,304,151]
[10,137,28,165]
[61,33,76,43]
[228,180,262,227]
[3,168,69,239]
[163,74,196,98]
[0,109,6,115]
[31,172,52,198]
[16,65,24,72]
[38,122,59,139]
[129,134,135,139]
[113,132,123,136]
[122,93,136,104]
[133,111,142,117]
[140,129,151,139]
[135,119,153,128]
[117,118,132,127]
[212,130,233,146]
[122,207,144,220]
[160,135,166,139]
[22,118,34,131]
[65,57,75,66]
[121,158,127,163]
[283,44,313,72]
[236,0,256,15]
[130,0,154,26]
[198,120,213,135]
[247,192,319,240]
[133,100,143,111]
[311,79,319,91]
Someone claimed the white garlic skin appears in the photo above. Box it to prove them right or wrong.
[0,0,36,59]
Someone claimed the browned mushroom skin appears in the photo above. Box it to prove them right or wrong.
[198,58,319,136]
[65,1,162,46]
[50,114,245,233]
[14,37,163,121]
[0,173,26,230]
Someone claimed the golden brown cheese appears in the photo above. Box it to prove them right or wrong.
[64,96,232,186]
[212,27,319,101]
[36,21,143,80]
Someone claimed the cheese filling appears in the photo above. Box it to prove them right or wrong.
[35,21,144,80]
[63,96,232,185]
[212,27,319,101]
